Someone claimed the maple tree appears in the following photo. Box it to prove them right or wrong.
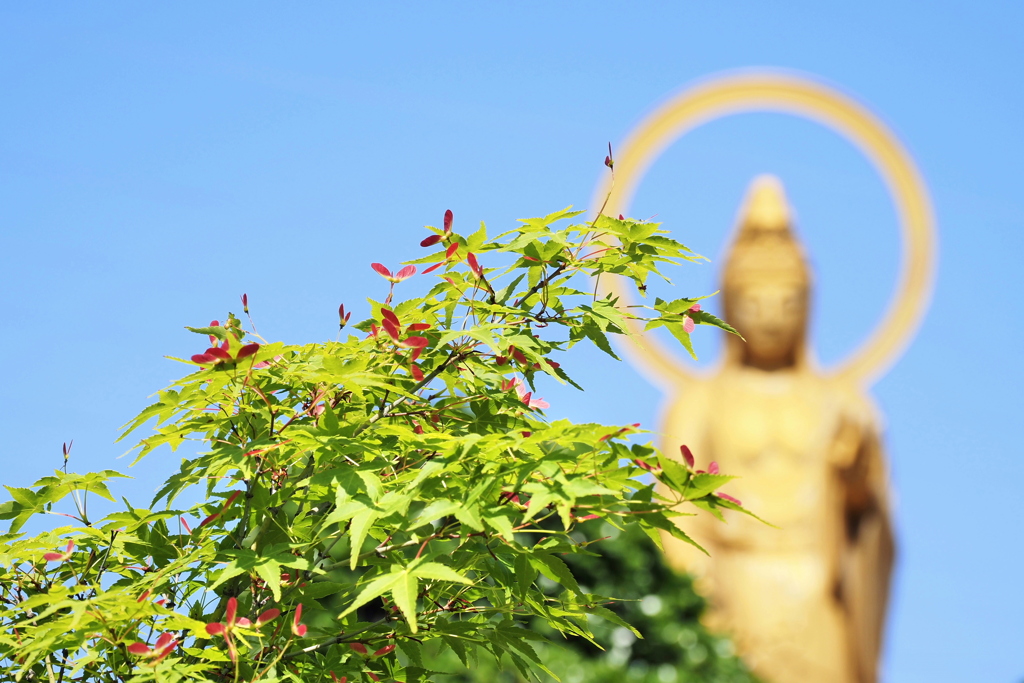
[1,187,749,682]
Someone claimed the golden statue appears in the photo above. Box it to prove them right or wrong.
[592,73,937,683]
[659,176,893,683]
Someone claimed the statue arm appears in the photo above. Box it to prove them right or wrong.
[840,425,895,683]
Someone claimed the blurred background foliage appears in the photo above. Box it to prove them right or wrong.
[430,520,760,683]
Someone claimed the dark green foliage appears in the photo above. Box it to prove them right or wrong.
[432,521,759,683]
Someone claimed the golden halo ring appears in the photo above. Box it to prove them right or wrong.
[592,70,937,388]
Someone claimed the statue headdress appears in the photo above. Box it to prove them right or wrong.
[722,175,811,290]
[722,175,813,367]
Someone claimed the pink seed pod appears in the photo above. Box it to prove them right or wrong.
[236,343,260,360]
[443,209,453,233]
[680,444,695,468]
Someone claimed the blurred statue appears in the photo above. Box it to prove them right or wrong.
[658,176,894,683]
[593,71,936,683]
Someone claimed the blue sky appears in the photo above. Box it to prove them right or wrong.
[1,3,1021,681]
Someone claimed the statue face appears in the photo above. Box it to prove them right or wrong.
[727,281,807,370]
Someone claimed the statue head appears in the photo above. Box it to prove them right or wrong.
[721,176,812,371]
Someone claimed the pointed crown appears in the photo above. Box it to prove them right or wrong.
[722,175,811,289]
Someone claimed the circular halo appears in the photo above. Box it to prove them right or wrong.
[593,70,937,388]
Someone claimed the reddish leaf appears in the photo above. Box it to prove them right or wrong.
[381,318,401,342]
[443,209,453,233]
[499,491,521,505]
[400,336,428,349]
[206,347,231,361]
[225,597,238,626]
[680,445,695,469]
[420,234,441,247]
[256,608,280,626]
[236,343,260,359]
[633,458,656,472]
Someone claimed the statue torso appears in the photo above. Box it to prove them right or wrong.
[659,364,881,683]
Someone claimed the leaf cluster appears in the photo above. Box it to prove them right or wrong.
[0,205,744,683]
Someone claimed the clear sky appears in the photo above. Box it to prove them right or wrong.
[1,3,1021,682]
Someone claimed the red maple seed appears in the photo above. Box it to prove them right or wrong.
[467,252,482,277]
[292,603,307,637]
[444,209,453,233]
[381,318,401,342]
[256,608,280,626]
[44,539,74,563]
[708,461,720,475]
[236,343,259,360]
[680,445,695,469]
[421,234,442,247]
[374,644,396,657]
[717,492,742,505]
